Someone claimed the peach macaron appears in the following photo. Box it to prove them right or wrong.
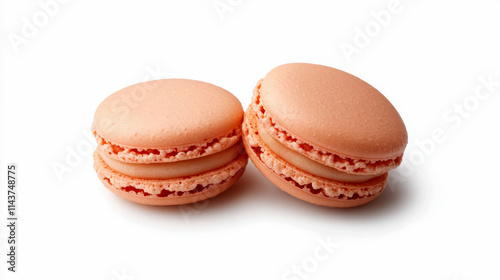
[243,63,408,207]
[93,79,248,205]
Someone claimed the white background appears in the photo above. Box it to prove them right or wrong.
[1,0,500,279]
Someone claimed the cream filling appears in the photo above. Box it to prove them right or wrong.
[100,143,241,179]
[257,123,380,183]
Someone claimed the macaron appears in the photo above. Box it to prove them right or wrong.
[243,63,408,207]
[92,79,248,206]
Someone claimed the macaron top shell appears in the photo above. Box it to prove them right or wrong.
[259,63,408,160]
[93,79,243,149]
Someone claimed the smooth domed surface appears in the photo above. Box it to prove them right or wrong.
[93,79,244,148]
[260,63,407,159]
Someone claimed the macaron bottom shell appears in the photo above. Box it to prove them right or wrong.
[94,151,248,206]
[243,109,387,208]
